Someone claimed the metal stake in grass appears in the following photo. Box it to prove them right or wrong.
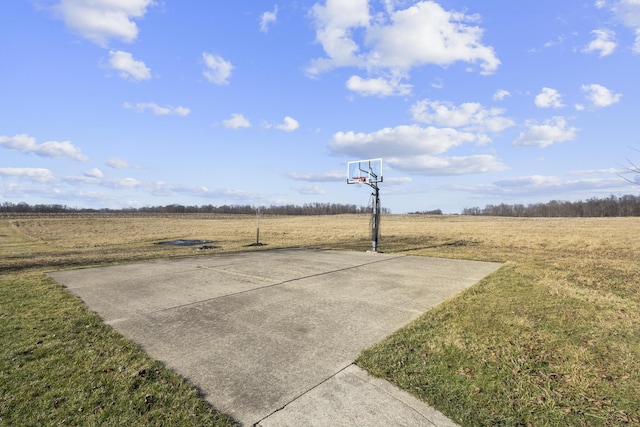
[256,204,260,245]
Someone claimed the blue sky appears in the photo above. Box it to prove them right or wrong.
[1,0,639,213]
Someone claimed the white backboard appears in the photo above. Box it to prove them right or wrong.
[347,158,383,184]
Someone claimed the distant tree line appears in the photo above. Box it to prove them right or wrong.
[407,209,443,215]
[0,201,391,215]
[8,194,640,217]
[462,194,640,217]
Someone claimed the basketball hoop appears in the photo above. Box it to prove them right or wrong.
[346,158,382,186]
[346,158,383,252]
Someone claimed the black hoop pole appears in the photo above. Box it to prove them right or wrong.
[370,182,380,252]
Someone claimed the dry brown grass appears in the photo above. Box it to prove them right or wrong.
[0,214,375,270]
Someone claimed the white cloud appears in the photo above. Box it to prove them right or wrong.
[470,172,626,198]
[386,154,508,176]
[288,170,344,182]
[329,124,482,159]
[293,185,326,195]
[223,113,251,129]
[494,175,562,189]
[569,167,622,176]
[108,50,151,81]
[543,35,566,49]
[202,52,233,85]
[63,173,222,198]
[493,89,511,101]
[272,116,300,132]
[123,102,190,116]
[260,5,278,33]
[308,1,499,89]
[63,175,99,185]
[534,87,565,108]
[383,176,413,185]
[411,99,514,132]
[583,29,617,57]
[52,0,154,46]
[308,0,370,73]
[606,0,640,52]
[513,117,578,148]
[0,167,55,183]
[0,181,67,199]
[0,134,88,162]
[613,0,640,27]
[149,182,207,197]
[368,2,500,74]
[346,75,412,96]
[84,168,103,178]
[107,157,135,169]
[101,177,143,189]
[581,83,622,107]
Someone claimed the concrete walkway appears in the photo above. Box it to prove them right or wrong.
[49,249,501,426]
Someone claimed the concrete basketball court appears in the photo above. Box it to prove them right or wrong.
[49,249,501,426]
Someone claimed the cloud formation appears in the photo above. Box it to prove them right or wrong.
[84,168,103,179]
[493,89,511,101]
[108,50,151,81]
[288,170,344,182]
[383,176,413,186]
[123,102,190,116]
[308,0,499,91]
[581,83,622,107]
[52,0,154,46]
[610,0,640,52]
[293,185,326,195]
[202,52,234,85]
[0,167,55,183]
[260,5,278,32]
[0,134,88,162]
[513,117,578,148]
[269,116,299,132]
[462,172,626,199]
[346,75,411,97]
[385,154,508,176]
[583,29,617,56]
[328,91,516,176]
[223,113,251,129]
[411,99,514,132]
[535,87,564,109]
[330,125,481,158]
[107,157,136,169]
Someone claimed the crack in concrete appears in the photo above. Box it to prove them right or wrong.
[253,363,354,426]
[142,254,407,318]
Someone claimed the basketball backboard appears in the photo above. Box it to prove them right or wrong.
[347,158,383,185]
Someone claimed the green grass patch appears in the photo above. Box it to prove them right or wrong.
[0,272,237,426]
[358,262,640,426]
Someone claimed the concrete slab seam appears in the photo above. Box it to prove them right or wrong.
[119,255,411,323]
[253,363,354,427]
[346,366,455,426]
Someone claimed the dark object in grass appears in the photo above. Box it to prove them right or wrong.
[156,240,215,246]
[197,245,219,250]
[246,242,267,247]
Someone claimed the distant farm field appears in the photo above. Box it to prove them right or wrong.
[1,214,639,425]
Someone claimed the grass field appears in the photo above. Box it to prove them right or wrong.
[1,213,639,426]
